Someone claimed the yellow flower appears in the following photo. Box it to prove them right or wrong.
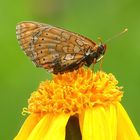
[14,68,139,140]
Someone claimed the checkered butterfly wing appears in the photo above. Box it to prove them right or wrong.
[16,21,96,74]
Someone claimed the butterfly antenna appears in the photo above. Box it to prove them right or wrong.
[104,28,128,43]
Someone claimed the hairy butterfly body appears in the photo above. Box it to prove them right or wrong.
[16,21,106,74]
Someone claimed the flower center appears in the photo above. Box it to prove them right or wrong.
[27,68,123,115]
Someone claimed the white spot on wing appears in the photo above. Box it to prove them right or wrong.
[76,39,84,46]
[85,49,91,55]
[62,32,70,40]
[16,24,21,30]
[74,46,80,53]
[65,54,74,60]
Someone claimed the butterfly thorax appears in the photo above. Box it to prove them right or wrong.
[84,44,106,67]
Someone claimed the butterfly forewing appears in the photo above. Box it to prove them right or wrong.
[16,21,97,74]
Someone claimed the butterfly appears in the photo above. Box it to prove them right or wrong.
[16,21,106,74]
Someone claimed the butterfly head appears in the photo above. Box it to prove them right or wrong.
[97,44,106,55]
[96,44,106,62]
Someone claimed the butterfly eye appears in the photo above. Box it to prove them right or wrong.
[97,44,106,54]
[39,44,41,47]
[99,45,104,51]
[42,38,44,41]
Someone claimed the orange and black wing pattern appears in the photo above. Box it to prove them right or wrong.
[16,21,97,74]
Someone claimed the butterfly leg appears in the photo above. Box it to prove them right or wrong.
[91,58,97,72]
[99,57,104,71]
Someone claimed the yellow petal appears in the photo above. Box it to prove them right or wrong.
[116,103,139,140]
[14,114,42,140]
[28,113,70,140]
[79,104,117,140]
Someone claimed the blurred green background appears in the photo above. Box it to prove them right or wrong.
[0,0,140,139]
